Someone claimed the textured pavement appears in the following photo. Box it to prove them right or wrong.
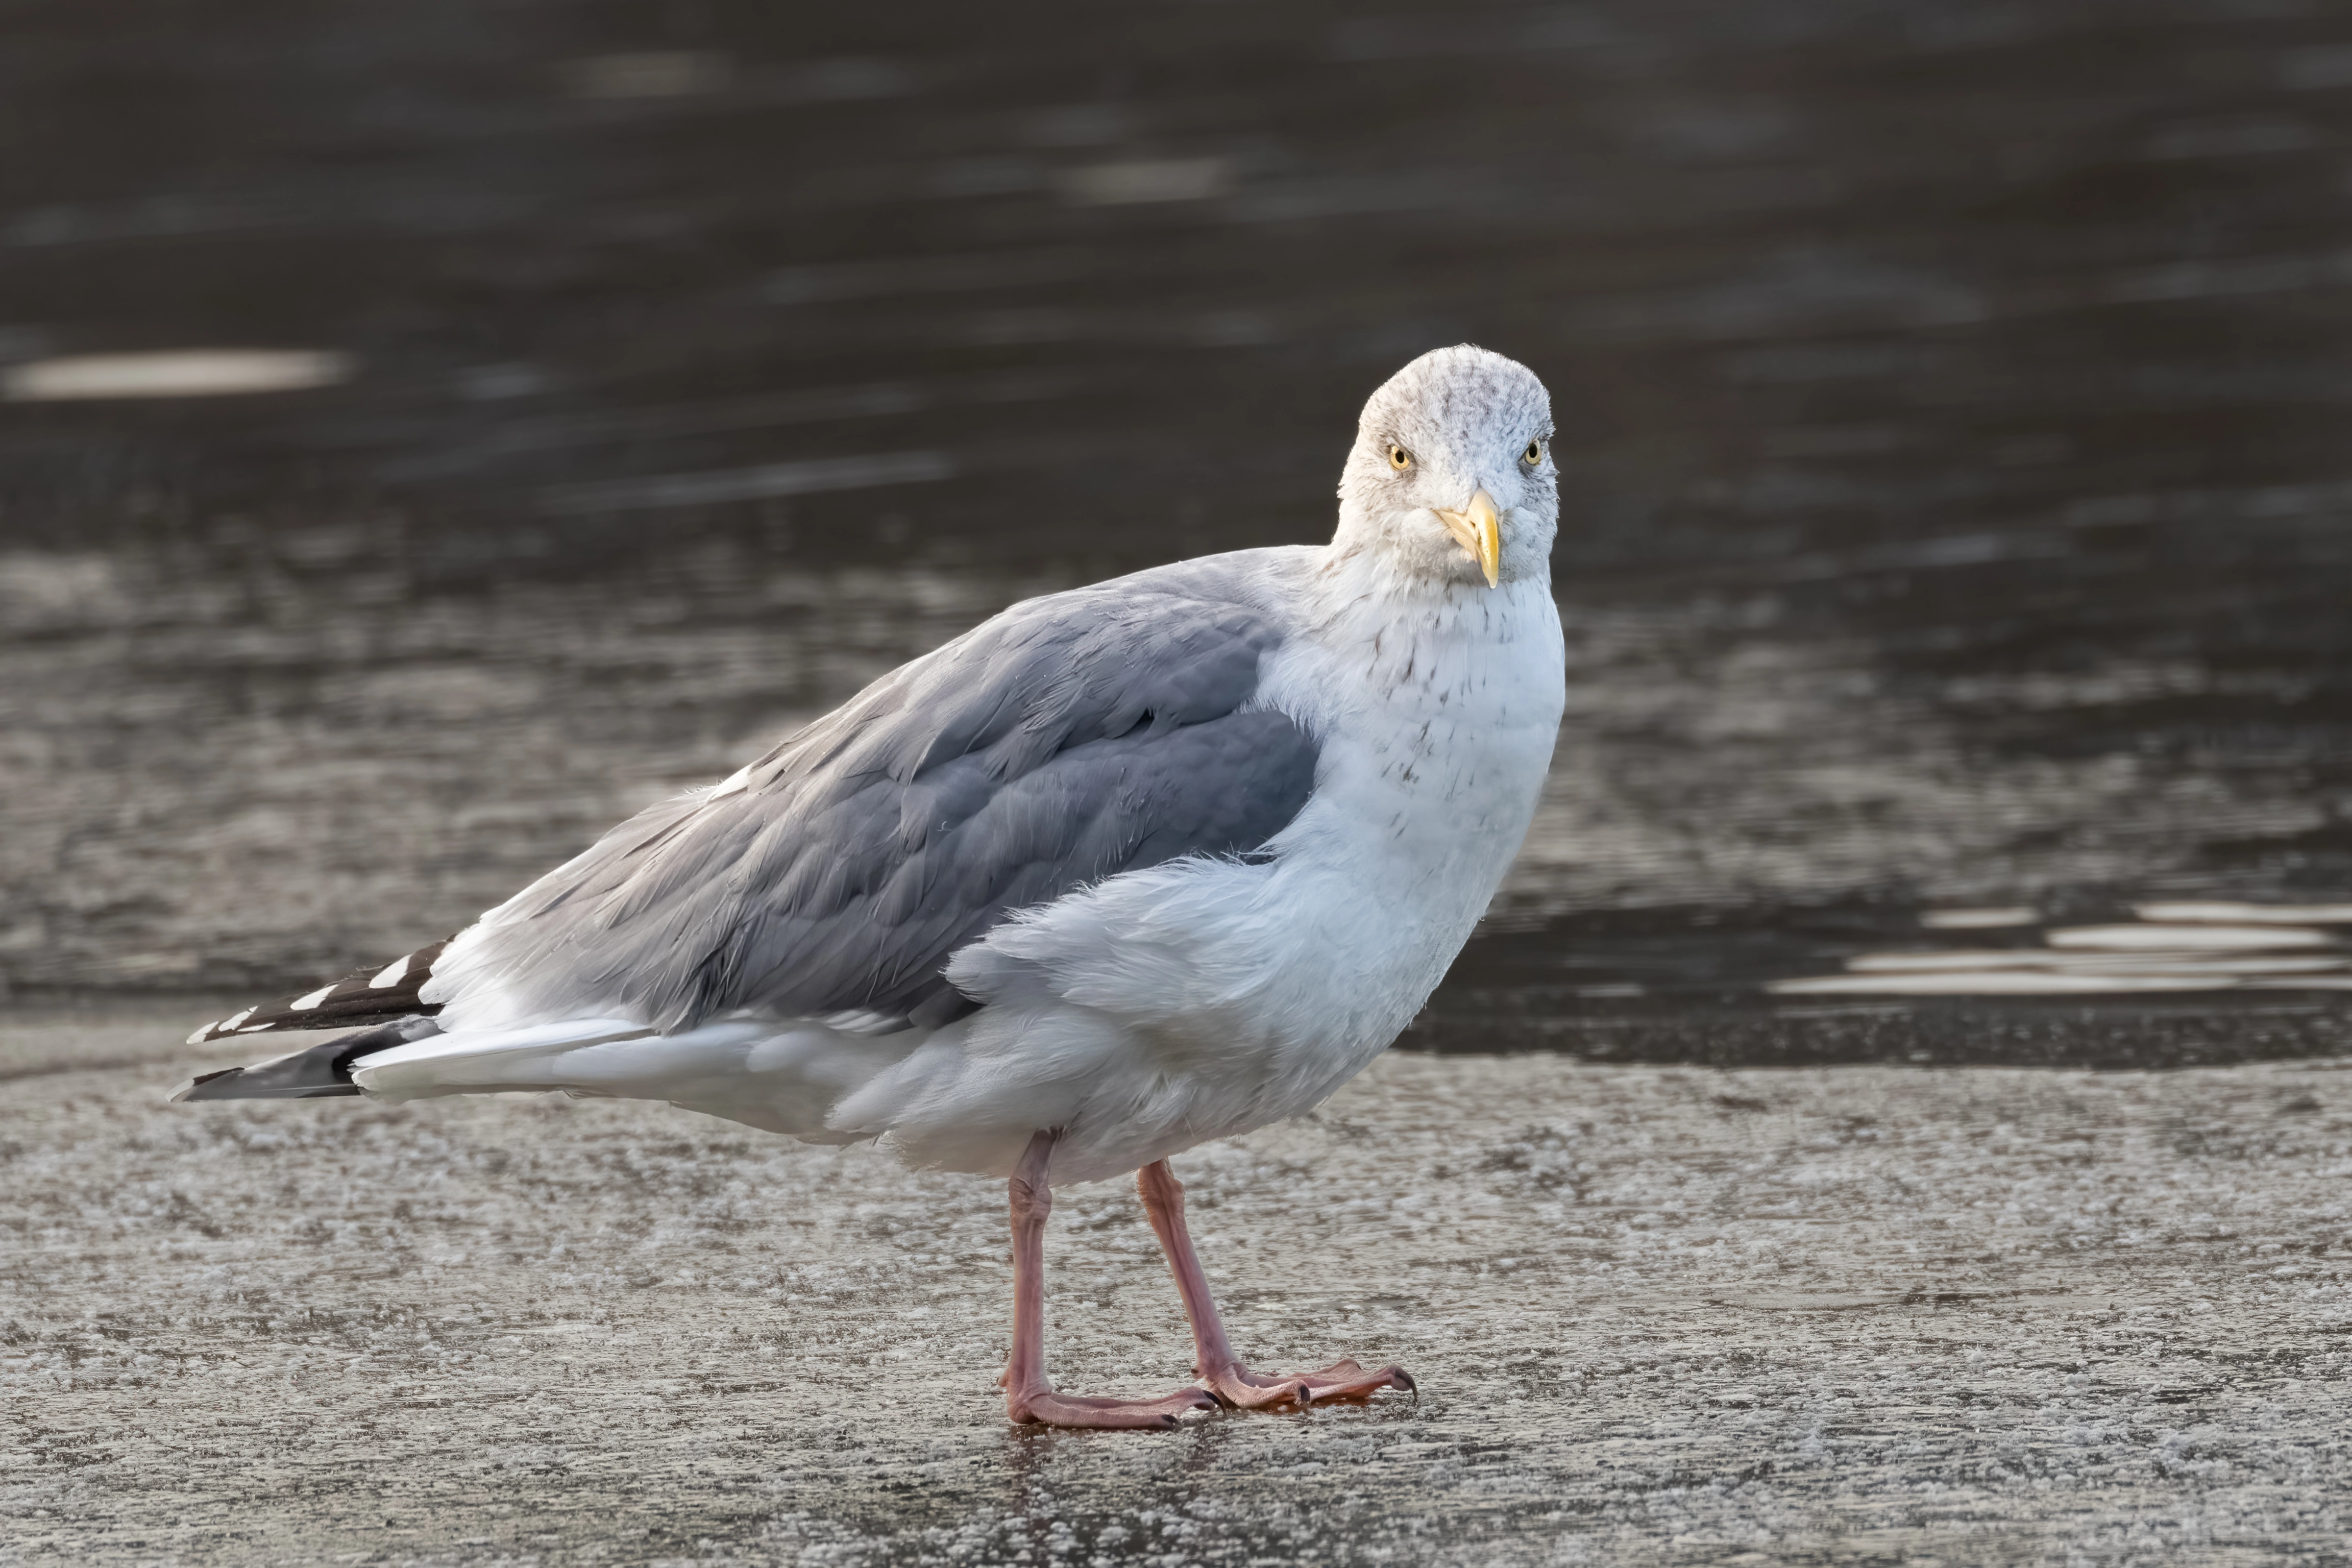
[5,1002,2349,1565]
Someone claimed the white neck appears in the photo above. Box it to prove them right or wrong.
[1292,537,1563,704]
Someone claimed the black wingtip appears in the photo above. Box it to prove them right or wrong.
[171,1064,366,1102]
[169,1068,244,1103]
[172,1017,438,1104]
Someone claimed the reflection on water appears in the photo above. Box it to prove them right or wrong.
[1414,901,2352,1066]
[4,349,355,402]
[1773,905,2352,996]
[2,0,2350,1059]
[1919,906,2039,930]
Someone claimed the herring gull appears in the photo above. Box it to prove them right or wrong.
[176,344,1567,1428]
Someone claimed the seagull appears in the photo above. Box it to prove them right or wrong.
[177,345,1567,1428]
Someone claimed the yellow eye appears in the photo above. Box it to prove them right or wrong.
[1388,444,1413,471]
[1522,439,1545,465]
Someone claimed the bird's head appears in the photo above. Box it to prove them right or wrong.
[1332,344,1556,590]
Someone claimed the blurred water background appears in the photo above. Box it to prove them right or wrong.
[7,0,2352,1062]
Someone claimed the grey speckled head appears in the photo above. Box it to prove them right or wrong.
[1331,345,1557,589]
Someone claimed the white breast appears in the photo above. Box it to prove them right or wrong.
[1248,566,1567,1060]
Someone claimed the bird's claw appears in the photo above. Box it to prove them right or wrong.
[1007,1383,1220,1430]
[1199,1357,1413,1410]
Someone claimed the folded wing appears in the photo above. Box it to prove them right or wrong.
[425,561,1321,1036]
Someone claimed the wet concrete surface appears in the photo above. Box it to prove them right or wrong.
[10,1,2352,1561]
[7,1003,2352,1565]
[5,0,2352,1000]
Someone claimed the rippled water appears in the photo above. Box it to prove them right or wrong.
[5,0,2351,1061]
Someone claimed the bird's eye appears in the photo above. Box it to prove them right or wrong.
[1522,439,1545,466]
[1388,444,1413,472]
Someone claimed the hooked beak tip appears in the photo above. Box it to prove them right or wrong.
[1435,489,1503,587]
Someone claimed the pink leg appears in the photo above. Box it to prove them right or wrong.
[1001,1132,1219,1429]
[1137,1158,1413,1410]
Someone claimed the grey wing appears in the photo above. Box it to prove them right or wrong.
[435,568,1320,1034]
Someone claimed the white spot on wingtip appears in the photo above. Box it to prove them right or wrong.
[186,1022,219,1046]
[370,954,411,989]
[216,1008,255,1034]
[237,1022,276,1033]
[290,984,336,1011]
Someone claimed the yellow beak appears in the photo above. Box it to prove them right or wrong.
[1434,489,1502,587]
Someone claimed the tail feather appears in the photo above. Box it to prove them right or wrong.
[185,937,455,1045]
[172,1016,445,1102]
